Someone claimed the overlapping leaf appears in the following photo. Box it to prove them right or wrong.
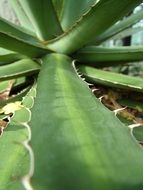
[30,54,143,190]
[47,0,143,54]
[20,0,63,40]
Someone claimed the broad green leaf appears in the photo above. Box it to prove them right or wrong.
[79,65,143,92]
[0,48,25,65]
[74,46,143,67]
[10,0,35,32]
[47,0,143,54]
[31,53,143,190]
[60,0,97,31]
[0,17,49,57]
[94,9,143,44]
[0,59,40,81]
[20,0,63,40]
[0,84,36,189]
[0,122,29,190]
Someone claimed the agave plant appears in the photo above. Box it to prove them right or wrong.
[1,0,143,189]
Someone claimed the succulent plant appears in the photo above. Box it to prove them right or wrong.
[1,0,143,189]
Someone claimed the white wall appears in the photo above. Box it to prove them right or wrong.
[0,0,17,23]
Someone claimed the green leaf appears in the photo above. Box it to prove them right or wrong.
[0,122,29,190]
[22,83,36,109]
[0,84,36,189]
[79,65,143,92]
[74,46,143,67]
[30,53,143,190]
[47,0,143,54]
[133,127,143,142]
[0,80,13,93]
[0,17,49,57]
[20,0,63,40]
[9,76,33,98]
[52,0,64,18]
[60,0,97,31]
[10,0,35,32]
[0,17,37,40]
[118,99,143,111]
[0,59,40,81]
[0,48,25,65]
[94,9,143,44]
[0,86,31,107]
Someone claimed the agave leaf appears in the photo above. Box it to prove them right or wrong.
[133,127,143,143]
[94,9,143,44]
[10,0,35,32]
[118,99,143,111]
[22,86,36,109]
[20,0,63,40]
[115,116,143,143]
[74,46,143,67]
[0,86,31,107]
[0,47,25,65]
[0,81,35,110]
[79,65,143,92]
[0,59,40,81]
[0,80,13,94]
[47,0,143,54]
[0,17,37,40]
[0,122,30,190]
[30,53,143,190]
[0,17,49,57]
[12,77,27,90]
[60,0,98,31]
[52,0,64,18]
[0,79,16,102]
[0,85,36,190]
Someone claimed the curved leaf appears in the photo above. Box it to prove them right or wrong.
[10,0,35,33]
[79,65,143,92]
[133,127,143,143]
[0,86,31,107]
[94,9,143,44]
[47,0,143,54]
[74,46,143,67]
[30,53,143,190]
[0,48,25,65]
[0,59,40,81]
[118,99,143,111]
[0,85,36,190]
[0,17,49,57]
[52,0,64,18]
[20,0,63,40]
[60,0,97,31]
[0,122,30,190]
